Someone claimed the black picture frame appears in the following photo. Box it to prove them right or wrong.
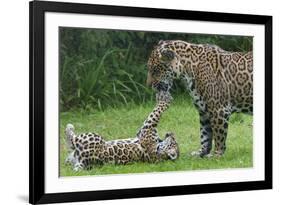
[29,0,272,204]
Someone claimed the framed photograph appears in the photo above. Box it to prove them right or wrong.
[29,0,272,204]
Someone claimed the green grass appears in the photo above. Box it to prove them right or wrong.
[59,96,253,177]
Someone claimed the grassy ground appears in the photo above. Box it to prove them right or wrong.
[59,96,253,177]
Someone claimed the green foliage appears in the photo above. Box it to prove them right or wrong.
[60,28,253,111]
[60,96,253,176]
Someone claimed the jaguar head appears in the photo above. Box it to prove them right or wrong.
[157,132,179,161]
[146,40,182,92]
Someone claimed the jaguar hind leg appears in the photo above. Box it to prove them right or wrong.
[72,155,89,171]
[65,150,78,165]
[73,161,84,172]
[210,108,231,157]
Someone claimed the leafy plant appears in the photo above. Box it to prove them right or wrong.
[59,28,253,111]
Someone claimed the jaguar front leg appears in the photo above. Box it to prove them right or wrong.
[191,111,213,157]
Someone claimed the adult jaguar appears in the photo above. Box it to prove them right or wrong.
[65,91,179,171]
[146,40,253,157]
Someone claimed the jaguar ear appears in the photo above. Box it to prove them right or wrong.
[160,49,175,62]
[158,40,164,45]
[165,132,175,139]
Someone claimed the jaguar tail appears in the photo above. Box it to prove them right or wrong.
[65,123,76,150]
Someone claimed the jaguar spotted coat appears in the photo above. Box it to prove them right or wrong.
[146,40,253,157]
[65,91,179,171]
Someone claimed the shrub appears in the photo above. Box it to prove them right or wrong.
[60,28,252,111]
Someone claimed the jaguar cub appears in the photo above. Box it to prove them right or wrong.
[65,91,179,171]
